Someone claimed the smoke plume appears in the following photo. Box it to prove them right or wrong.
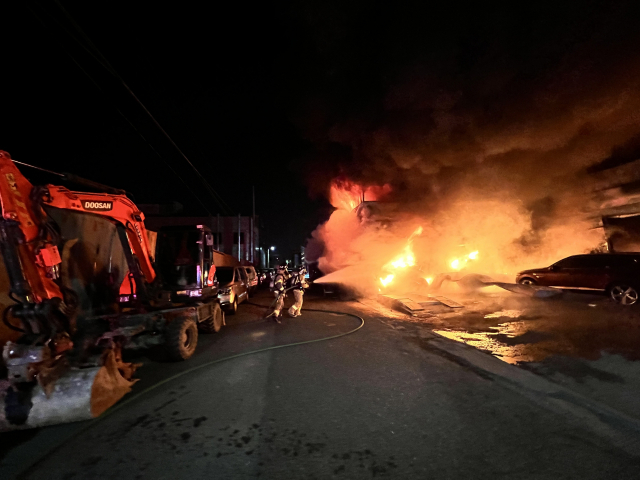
[296,1,640,291]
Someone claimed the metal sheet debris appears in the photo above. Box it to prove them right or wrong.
[377,293,461,316]
[428,296,464,308]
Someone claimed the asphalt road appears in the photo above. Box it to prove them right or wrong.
[2,290,640,479]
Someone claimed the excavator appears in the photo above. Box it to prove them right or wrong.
[0,150,224,431]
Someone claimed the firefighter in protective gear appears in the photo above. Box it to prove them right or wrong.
[269,265,289,322]
[288,267,309,317]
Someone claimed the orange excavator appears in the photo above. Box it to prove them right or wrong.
[0,150,224,431]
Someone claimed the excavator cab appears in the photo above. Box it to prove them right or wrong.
[154,225,218,303]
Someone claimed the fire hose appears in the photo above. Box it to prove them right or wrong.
[13,306,365,478]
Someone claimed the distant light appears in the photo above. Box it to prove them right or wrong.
[270,246,276,251]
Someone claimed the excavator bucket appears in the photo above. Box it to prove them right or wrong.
[0,349,138,431]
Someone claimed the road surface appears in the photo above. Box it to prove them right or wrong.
[2,290,640,479]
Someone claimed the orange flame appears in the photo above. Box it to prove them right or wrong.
[380,274,395,287]
[385,226,422,270]
[329,179,392,211]
[450,250,479,270]
[391,254,415,269]
[379,226,423,287]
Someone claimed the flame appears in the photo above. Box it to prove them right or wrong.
[385,226,422,271]
[425,277,433,285]
[379,226,423,288]
[391,251,415,269]
[329,179,392,211]
[380,274,395,286]
[450,250,480,270]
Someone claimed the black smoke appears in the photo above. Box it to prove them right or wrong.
[282,0,640,222]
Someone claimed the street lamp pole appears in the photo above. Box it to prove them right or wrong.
[268,246,275,268]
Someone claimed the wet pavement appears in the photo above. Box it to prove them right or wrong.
[366,284,640,423]
[377,286,640,364]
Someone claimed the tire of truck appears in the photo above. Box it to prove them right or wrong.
[199,302,224,333]
[165,316,198,361]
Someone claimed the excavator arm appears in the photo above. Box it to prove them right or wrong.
[0,150,155,309]
[41,185,156,284]
[0,152,64,304]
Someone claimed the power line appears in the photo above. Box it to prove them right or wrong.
[11,159,65,177]
[28,1,212,214]
[51,1,233,215]
[28,1,233,215]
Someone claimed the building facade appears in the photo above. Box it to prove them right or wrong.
[140,206,260,265]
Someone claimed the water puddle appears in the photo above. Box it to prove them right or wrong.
[484,310,523,319]
[434,321,549,364]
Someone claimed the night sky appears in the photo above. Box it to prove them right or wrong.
[3,1,640,257]
[2,1,325,257]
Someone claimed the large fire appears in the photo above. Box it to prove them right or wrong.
[330,178,392,211]
[378,230,481,289]
[309,177,605,297]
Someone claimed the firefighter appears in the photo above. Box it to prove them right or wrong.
[268,265,288,322]
[288,267,309,317]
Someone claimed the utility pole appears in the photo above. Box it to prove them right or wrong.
[237,214,242,261]
[251,186,255,264]
[216,213,220,251]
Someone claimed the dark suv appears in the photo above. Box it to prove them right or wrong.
[516,254,640,305]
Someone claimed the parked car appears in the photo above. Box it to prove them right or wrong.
[516,253,640,305]
[244,266,259,294]
[216,266,249,314]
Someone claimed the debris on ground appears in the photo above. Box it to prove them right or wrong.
[377,293,461,316]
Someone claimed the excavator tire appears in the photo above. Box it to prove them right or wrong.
[165,316,198,361]
[198,302,224,333]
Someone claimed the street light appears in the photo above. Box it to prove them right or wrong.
[267,246,276,268]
